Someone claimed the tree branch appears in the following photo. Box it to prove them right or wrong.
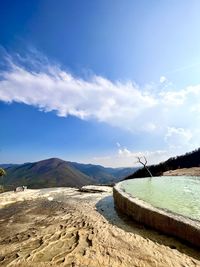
[136,156,153,177]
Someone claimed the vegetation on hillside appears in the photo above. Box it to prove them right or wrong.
[126,148,200,179]
[0,158,137,191]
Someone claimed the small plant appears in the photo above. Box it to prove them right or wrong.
[0,168,6,192]
[0,185,4,193]
[0,168,6,177]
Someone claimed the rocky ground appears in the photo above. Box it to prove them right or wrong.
[0,186,200,267]
[163,167,200,176]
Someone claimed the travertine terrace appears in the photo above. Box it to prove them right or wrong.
[113,181,200,247]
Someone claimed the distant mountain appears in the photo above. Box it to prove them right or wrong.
[111,167,138,179]
[126,148,200,179]
[0,158,137,190]
[69,162,117,184]
[0,164,19,168]
[69,162,137,184]
[0,158,95,190]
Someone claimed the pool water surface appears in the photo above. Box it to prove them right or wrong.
[121,176,200,221]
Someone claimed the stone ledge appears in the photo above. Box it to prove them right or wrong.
[113,181,200,247]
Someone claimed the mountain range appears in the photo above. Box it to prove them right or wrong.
[0,158,137,190]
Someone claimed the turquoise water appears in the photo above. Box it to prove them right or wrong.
[121,176,200,221]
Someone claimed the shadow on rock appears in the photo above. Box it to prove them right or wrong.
[96,195,200,262]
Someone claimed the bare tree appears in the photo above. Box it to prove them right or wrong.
[136,156,153,177]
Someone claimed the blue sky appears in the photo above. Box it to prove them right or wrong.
[1,0,200,166]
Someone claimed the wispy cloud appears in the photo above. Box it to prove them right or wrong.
[165,126,192,143]
[1,51,200,154]
[90,147,170,167]
[159,76,167,83]
[0,51,157,132]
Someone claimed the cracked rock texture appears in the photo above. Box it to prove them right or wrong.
[0,186,200,267]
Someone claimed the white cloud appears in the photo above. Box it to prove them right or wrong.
[160,76,167,83]
[116,142,121,148]
[89,142,170,167]
[160,90,186,105]
[164,127,193,149]
[89,148,170,167]
[0,54,157,131]
[1,52,200,152]
[118,147,132,157]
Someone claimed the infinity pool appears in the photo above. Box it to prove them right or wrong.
[121,176,200,221]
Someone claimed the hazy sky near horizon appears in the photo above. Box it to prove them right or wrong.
[1,0,200,167]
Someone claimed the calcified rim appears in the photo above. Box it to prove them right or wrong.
[113,180,200,247]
